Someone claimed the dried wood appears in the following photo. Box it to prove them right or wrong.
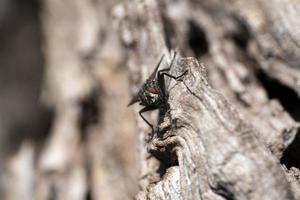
[118,0,300,199]
[1,0,300,199]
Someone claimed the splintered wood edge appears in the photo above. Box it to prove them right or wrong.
[142,57,294,200]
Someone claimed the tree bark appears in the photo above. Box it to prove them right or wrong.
[117,0,300,199]
[1,0,300,200]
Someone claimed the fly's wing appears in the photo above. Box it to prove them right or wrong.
[128,94,140,106]
[147,55,165,81]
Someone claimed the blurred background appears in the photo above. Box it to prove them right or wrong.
[0,0,139,199]
[1,0,300,199]
[0,0,46,160]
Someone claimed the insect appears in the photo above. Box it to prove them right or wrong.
[128,52,187,133]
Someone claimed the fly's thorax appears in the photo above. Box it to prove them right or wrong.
[138,80,163,107]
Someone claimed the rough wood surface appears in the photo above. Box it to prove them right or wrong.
[243,0,300,96]
[147,56,292,199]
[118,0,300,199]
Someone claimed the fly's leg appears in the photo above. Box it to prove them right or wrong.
[158,51,187,82]
[157,51,177,76]
[157,51,188,102]
[158,68,188,88]
[139,106,157,133]
[161,70,188,81]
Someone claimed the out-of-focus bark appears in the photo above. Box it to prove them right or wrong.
[2,0,138,200]
[36,0,138,199]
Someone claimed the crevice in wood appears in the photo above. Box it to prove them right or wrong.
[148,139,179,170]
[256,69,300,121]
[187,20,209,57]
[224,14,251,50]
[256,68,300,171]
[155,160,179,179]
[281,132,300,170]
[148,124,179,179]
[212,181,235,200]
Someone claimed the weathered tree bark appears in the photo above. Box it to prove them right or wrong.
[117,0,300,199]
[1,0,300,199]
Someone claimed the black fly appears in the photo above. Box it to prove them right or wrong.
[128,52,187,133]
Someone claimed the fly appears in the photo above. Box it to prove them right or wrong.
[128,52,187,133]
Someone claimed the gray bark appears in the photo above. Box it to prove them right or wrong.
[117,0,300,199]
[1,0,300,200]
